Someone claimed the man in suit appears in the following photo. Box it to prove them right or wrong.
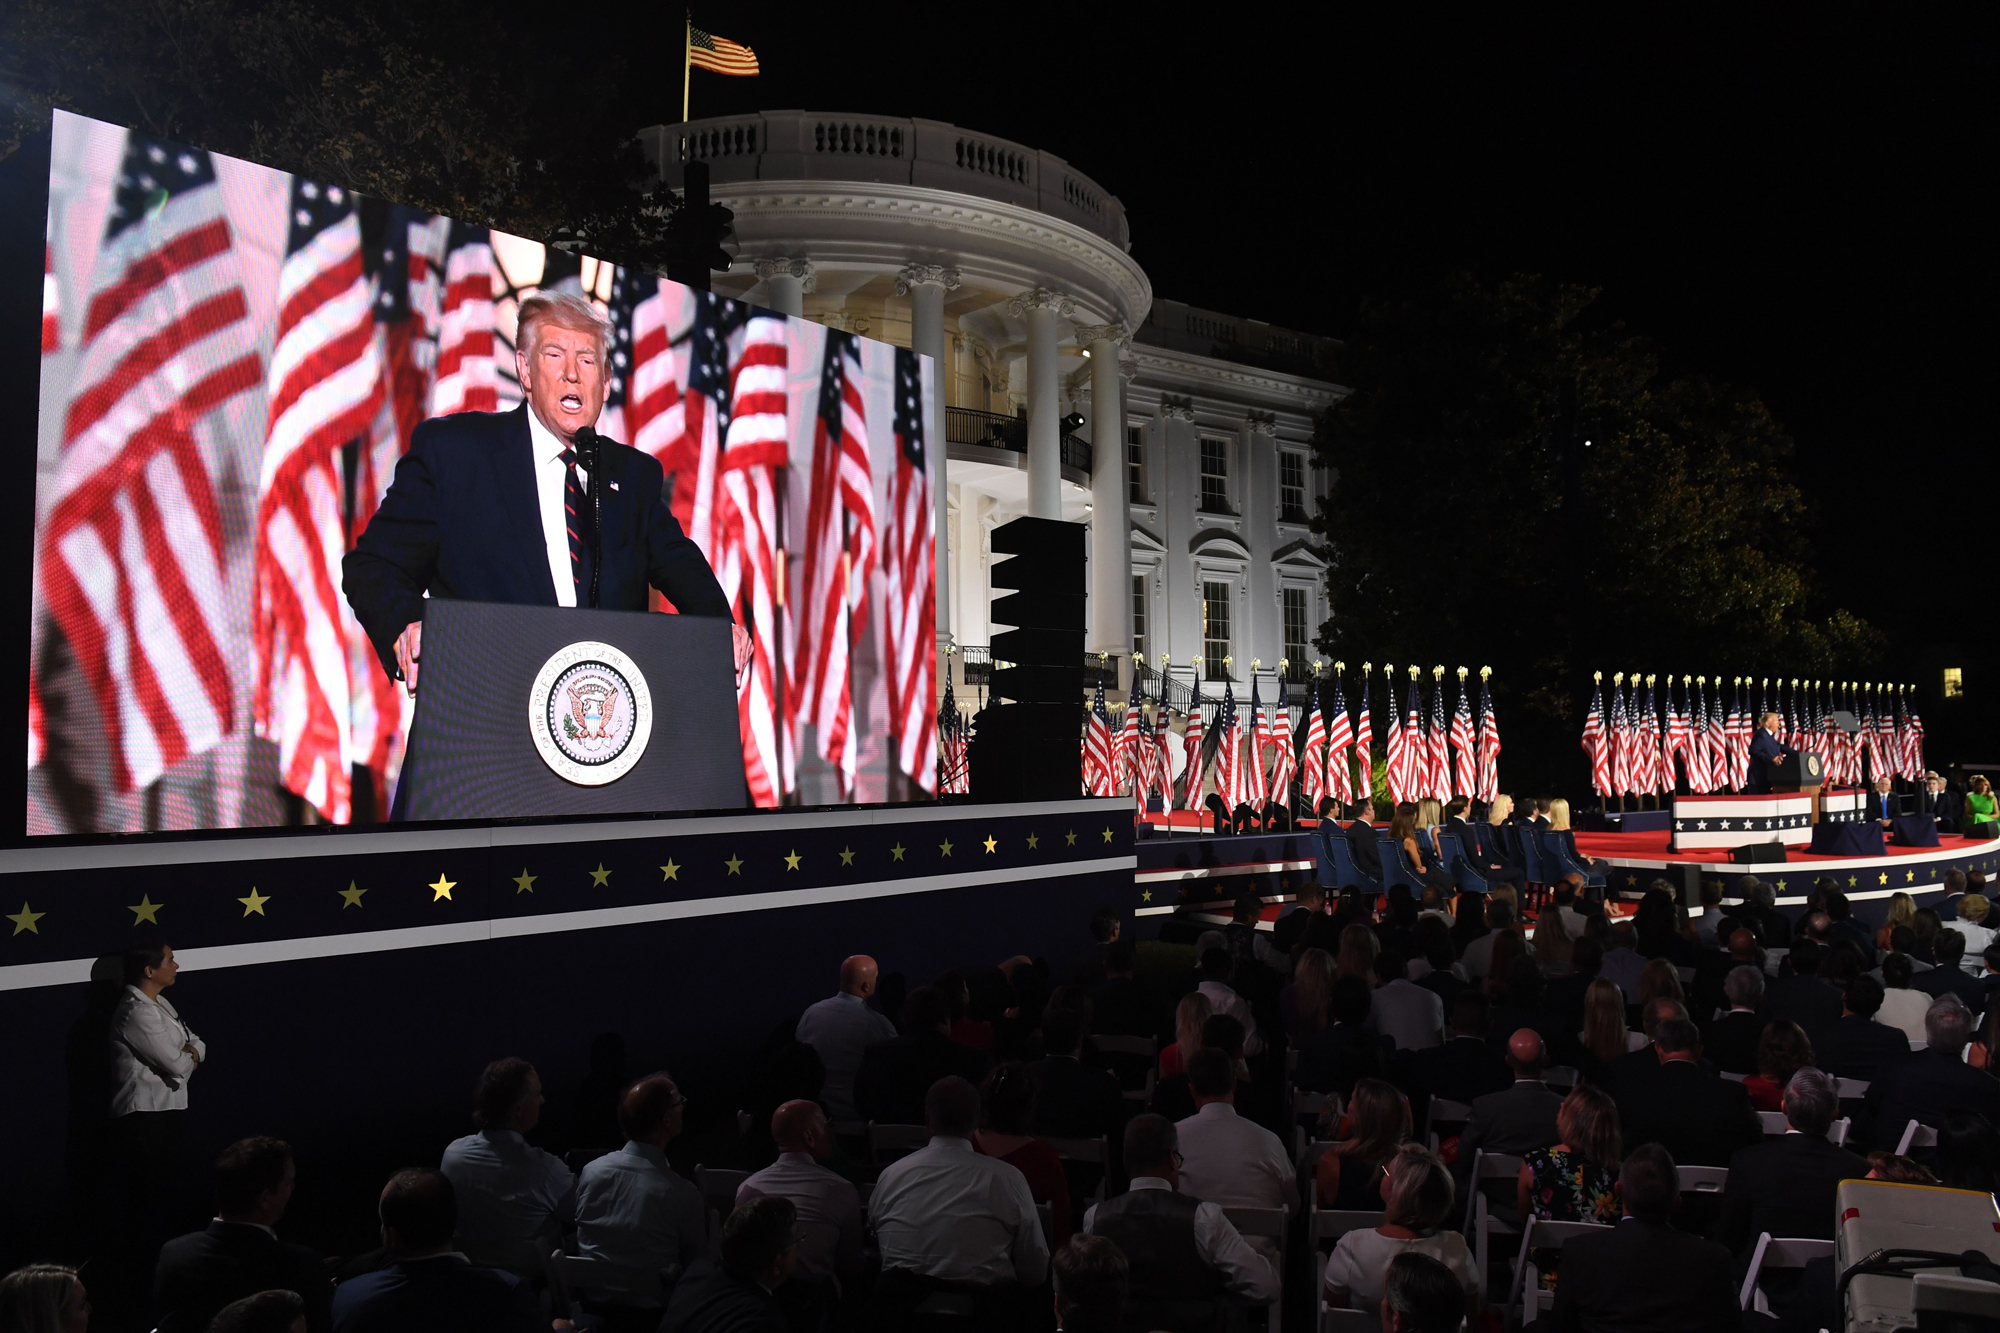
[1744,712,1791,794]
[1716,1068,1868,1260]
[330,1169,541,1333]
[1913,929,1985,1011]
[1925,773,1963,833]
[1031,1006,1128,1142]
[343,292,751,697]
[154,1137,330,1333]
[1459,1029,1562,1159]
[1444,798,1524,891]
[1272,884,1325,955]
[1404,990,1511,1110]
[1085,942,1164,1041]
[1734,878,1793,950]
[1761,938,1843,1034]
[1866,776,1900,825]
[853,986,993,1125]
[1549,1144,1744,1333]
[1344,800,1384,883]
[1622,1017,1762,1166]
[1810,976,1913,1083]
[1863,995,2000,1150]
[1703,964,1768,1077]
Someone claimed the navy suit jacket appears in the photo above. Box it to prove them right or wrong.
[1745,728,1788,794]
[342,405,732,680]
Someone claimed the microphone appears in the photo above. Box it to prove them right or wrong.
[572,426,604,609]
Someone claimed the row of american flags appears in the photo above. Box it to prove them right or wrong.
[1579,675,1925,797]
[32,116,936,829]
[1081,669,1502,813]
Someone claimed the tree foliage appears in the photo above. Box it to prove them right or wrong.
[0,0,679,263]
[1311,273,1880,791]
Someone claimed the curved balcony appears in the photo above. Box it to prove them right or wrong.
[640,113,1130,250]
[945,407,1091,488]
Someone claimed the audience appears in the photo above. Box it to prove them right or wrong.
[1314,1076,1412,1210]
[1295,975,1388,1096]
[1460,1029,1562,1159]
[972,1063,1071,1247]
[1716,1067,1868,1257]
[1322,1144,1477,1315]
[1517,1085,1622,1226]
[1742,1018,1815,1113]
[574,1073,706,1301]
[1082,942,1159,1040]
[659,1196,795,1333]
[1811,975,1914,1082]
[1028,1007,1126,1143]
[1937,1111,2000,1202]
[438,1058,575,1274]
[1762,938,1843,1032]
[153,1137,329,1333]
[1598,921,1645,1000]
[1370,948,1445,1051]
[736,1100,862,1283]
[1459,898,1519,983]
[1547,1144,1743,1332]
[1954,896,1995,971]
[1915,928,1984,1010]
[210,1290,308,1333]
[853,985,993,1125]
[1577,976,1643,1076]
[866,1076,1048,1323]
[330,1169,543,1333]
[1193,950,1262,1057]
[1378,1252,1469,1333]
[1702,965,1766,1076]
[1050,1235,1127,1333]
[0,1265,90,1333]
[1173,1049,1294,1243]
[1408,991,1511,1108]
[1864,996,2000,1149]
[1621,1016,1761,1166]
[1082,1114,1278,1327]
[794,955,900,1124]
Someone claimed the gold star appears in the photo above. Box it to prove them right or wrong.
[1102,827,1114,843]
[1065,830,1078,846]
[1775,879,1787,891]
[1141,889,1153,902]
[1906,869,1916,883]
[1879,872,1889,885]
[238,888,270,917]
[983,835,998,854]
[513,869,537,894]
[7,902,44,935]
[839,847,855,866]
[1026,833,1039,850]
[889,844,906,862]
[725,855,743,876]
[129,894,162,925]
[939,838,954,857]
[1847,876,1857,887]
[1625,874,1638,886]
[660,861,679,882]
[589,864,611,886]
[784,850,802,870]
[339,882,366,908]
[429,873,455,901]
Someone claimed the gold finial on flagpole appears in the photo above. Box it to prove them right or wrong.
[1480,666,1492,681]
[1334,660,1345,674]
[1646,673,1656,687]
[1734,675,1742,686]
[1409,664,1420,681]
[1615,672,1625,686]
[1251,658,1261,672]
[1433,665,1445,683]
[1457,666,1469,683]
[1594,670,1602,683]
[1761,677,1769,689]
[1683,674,1691,687]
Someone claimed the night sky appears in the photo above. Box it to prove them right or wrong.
[661,7,1995,659]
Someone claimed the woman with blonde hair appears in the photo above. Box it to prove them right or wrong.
[1488,794,1515,826]
[1323,1142,1478,1313]
[1334,923,1380,985]
[1580,976,1644,1067]
[1315,1076,1412,1210]
[1157,990,1212,1078]
[1291,947,1335,1037]
[1876,891,1917,953]
[1517,1086,1622,1289]
[1547,797,1575,831]
[1955,893,1996,965]
[1636,957,1685,1015]
[1532,899,1575,975]
[0,1264,89,1333]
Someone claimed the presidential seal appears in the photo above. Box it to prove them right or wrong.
[528,641,652,786]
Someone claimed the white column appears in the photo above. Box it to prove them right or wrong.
[1009,287,1073,519]
[897,264,960,664]
[753,257,814,317]
[1076,322,1131,657]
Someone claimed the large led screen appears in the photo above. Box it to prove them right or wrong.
[30,110,937,833]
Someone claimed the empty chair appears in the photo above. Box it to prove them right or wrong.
[1511,1217,1614,1323]
[692,1165,750,1238]
[1678,1166,1728,1195]
[1317,822,1382,894]
[1897,1120,1940,1155]
[1739,1233,1835,1314]
[1223,1206,1287,1330]
[1088,1034,1158,1106]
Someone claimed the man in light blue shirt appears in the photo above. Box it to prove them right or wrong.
[438,1058,574,1275]
[575,1072,706,1285]
[795,955,898,1122]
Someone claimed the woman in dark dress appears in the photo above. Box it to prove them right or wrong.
[1315,1077,1412,1210]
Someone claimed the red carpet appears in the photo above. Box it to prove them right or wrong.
[1571,828,1972,865]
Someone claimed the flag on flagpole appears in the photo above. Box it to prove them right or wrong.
[1383,676,1408,804]
[1476,675,1501,804]
[1581,678,1609,796]
[1400,676,1425,803]
[1427,678,1451,802]
[1325,675,1355,809]
[1083,680,1115,797]
[937,677,968,794]
[1450,678,1477,799]
[1215,681,1245,813]
[1299,679,1328,813]
[1249,674,1275,807]
[1609,681,1632,796]
[1179,703,1205,811]
[1268,687,1296,813]
[1351,675,1373,807]
[1117,697,1144,797]
[687,25,760,75]
[1706,681,1729,791]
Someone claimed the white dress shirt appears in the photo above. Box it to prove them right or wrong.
[1083,1178,1279,1304]
[526,407,587,607]
[868,1135,1048,1287]
[1955,922,1996,974]
[1324,1226,1477,1309]
[795,992,899,1122]
[738,1151,863,1278]
[575,1140,705,1285]
[1195,980,1263,1057]
[1173,1102,1294,1242]
[1370,978,1446,1051]
[110,986,205,1115]
[439,1128,576,1271]
[1875,987,1932,1046]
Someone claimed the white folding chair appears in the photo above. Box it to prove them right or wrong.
[1314,1251,1385,1331]
[545,1248,679,1315]
[1426,1096,1473,1153]
[1035,1201,1054,1248]
[1678,1165,1728,1194]
[692,1165,751,1238]
[1222,1206,1287,1330]
[1758,1110,1790,1136]
[1510,1217,1613,1322]
[1463,1151,1527,1303]
[1090,1034,1158,1105]
[1898,1119,1939,1154]
[1837,1077,1870,1099]
[1720,1070,1747,1083]
[1294,1090,1338,1158]
[867,1122,930,1168]
[1763,946,1788,977]
[1307,1177,1385,1251]
[1544,1064,1580,1090]
[1739,1233,1835,1312]
[1831,1117,1852,1147]
[1035,1134,1111,1206]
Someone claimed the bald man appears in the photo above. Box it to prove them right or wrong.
[795,956,898,1123]
[736,1100,862,1281]
[1459,1029,1563,1159]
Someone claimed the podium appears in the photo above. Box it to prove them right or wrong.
[1772,749,1826,822]
[392,599,747,821]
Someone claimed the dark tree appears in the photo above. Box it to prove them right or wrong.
[1311,273,1879,794]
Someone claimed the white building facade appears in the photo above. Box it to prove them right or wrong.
[641,112,1346,707]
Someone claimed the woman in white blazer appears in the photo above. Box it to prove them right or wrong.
[108,943,206,1260]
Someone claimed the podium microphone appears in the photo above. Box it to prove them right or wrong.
[573,426,604,608]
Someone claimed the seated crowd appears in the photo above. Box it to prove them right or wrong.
[14,818,2000,1333]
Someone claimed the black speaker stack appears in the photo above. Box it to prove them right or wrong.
[967,516,1086,801]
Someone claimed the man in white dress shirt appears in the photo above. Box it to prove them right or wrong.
[1084,1113,1279,1327]
[1195,950,1264,1058]
[737,1099,863,1281]
[439,1058,575,1274]
[575,1072,706,1294]
[795,956,899,1123]
[1369,948,1446,1051]
[866,1076,1047,1324]
[1172,1049,1293,1256]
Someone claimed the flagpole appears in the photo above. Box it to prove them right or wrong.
[682,12,693,126]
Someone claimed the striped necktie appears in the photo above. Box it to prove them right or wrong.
[559,447,591,601]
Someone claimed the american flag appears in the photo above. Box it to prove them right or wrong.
[1875,693,1897,785]
[1298,679,1328,811]
[429,222,498,416]
[1350,675,1372,805]
[252,177,384,824]
[1706,679,1730,792]
[1178,702,1204,811]
[1640,680,1663,795]
[936,677,968,794]
[1903,696,1925,780]
[1214,681,1244,811]
[1249,674,1275,806]
[1116,697,1143,797]
[1608,680,1631,796]
[688,26,760,75]
[1147,699,1173,805]
[794,330,874,792]
[41,242,59,353]
[1475,675,1500,804]
[1450,677,1477,799]
[1581,678,1610,796]
[1268,686,1296,812]
[1721,680,1743,792]
[1324,675,1355,808]
[597,265,679,466]
[1083,679,1115,796]
[39,133,261,794]
[1383,672,1409,803]
[881,348,935,792]
[1664,678,1688,790]
[1426,677,1451,801]
[1680,681,1706,793]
